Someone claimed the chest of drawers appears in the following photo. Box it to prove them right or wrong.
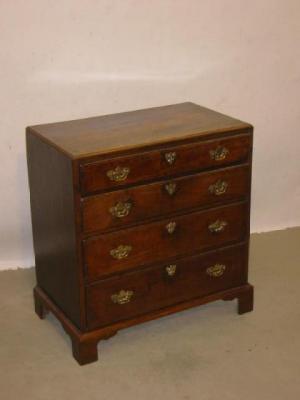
[27,102,254,365]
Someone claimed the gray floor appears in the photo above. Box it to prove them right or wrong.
[1,228,300,399]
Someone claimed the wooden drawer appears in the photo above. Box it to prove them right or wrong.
[82,164,250,234]
[80,134,251,194]
[86,243,248,329]
[83,202,248,281]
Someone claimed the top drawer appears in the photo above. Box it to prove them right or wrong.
[80,134,251,194]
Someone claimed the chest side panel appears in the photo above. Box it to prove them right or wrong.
[26,130,81,328]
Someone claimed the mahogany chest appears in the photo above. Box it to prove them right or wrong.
[26,102,254,365]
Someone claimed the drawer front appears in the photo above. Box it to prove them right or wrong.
[82,165,250,234]
[84,202,248,281]
[86,243,248,329]
[80,134,251,194]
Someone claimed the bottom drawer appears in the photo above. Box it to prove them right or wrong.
[86,243,248,329]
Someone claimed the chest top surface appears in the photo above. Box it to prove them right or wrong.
[27,102,251,159]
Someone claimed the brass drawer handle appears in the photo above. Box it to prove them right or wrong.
[107,166,130,182]
[209,180,228,196]
[164,182,177,196]
[210,146,229,161]
[166,264,177,276]
[109,201,132,218]
[111,290,134,305]
[208,219,227,233]
[164,151,177,165]
[110,245,132,260]
[206,264,226,277]
[166,221,177,234]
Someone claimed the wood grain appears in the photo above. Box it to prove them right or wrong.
[27,131,81,327]
[80,134,251,193]
[82,164,250,234]
[28,102,252,158]
[86,243,248,329]
[84,202,248,281]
